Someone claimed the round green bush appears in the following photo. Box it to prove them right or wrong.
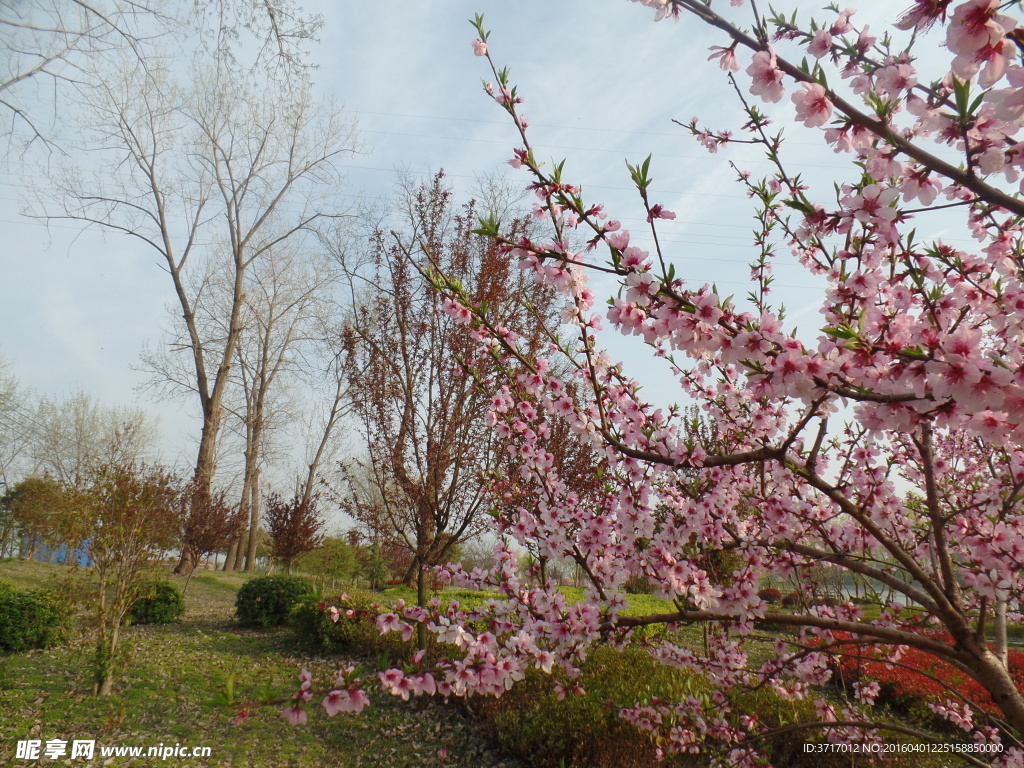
[290,590,415,662]
[0,582,72,653]
[129,581,185,625]
[235,575,312,628]
[291,592,376,653]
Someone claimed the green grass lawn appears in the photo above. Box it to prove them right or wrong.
[0,561,514,768]
[2,561,1007,767]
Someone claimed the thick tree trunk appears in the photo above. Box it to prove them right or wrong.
[222,539,238,571]
[232,531,245,570]
[977,652,1024,734]
[174,426,219,574]
[402,556,418,588]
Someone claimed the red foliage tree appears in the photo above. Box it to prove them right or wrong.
[264,492,325,574]
[333,170,558,645]
[179,482,241,588]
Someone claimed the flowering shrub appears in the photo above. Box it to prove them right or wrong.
[481,646,706,768]
[290,591,416,662]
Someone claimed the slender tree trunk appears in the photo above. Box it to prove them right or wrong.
[416,564,427,652]
[994,596,1009,670]
[244,469,260,571]
[183,564,198,594]
[97,623,120,696]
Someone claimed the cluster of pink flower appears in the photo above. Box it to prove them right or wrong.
[456,0,1024,761]
[285,2,1024,763]
[283,666,369,725]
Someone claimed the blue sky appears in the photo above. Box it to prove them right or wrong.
[0,0,951,471]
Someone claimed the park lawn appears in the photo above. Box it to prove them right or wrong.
[2,562,1006,767]
[0,562,513,768]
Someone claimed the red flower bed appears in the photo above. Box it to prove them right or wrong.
[837,637,1024,716]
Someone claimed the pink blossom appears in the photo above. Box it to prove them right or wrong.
[952,39,1017,87]
[830,9,855,35]
[900,170,941,205]
[874,62,917,96]
[843,183,899,223]
[946,0,1016,60]
[472,39,487,56]
[646,204,676,222]
[707,45,739,72]
[282,706,306,725]
[322,690,352,716]
[985,66,1024,120]
[807,30,832,59]
[791,83,833,127]
[606,230,630,250]
[895,0,953,31]
[746,49,785,103]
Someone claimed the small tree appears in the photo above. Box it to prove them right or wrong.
[265,492,324,574]
[178,482,240,591]
[332,171,557,647]
[7,475,65,561]
[296,535,356,590]
[73,462,180,695]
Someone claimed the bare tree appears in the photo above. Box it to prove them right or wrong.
[0,354,32,485]
[1,0,324,150]
[27,390,159,487]
[225,246,341,572]
[42,53,359,572]
[0,0,159,146]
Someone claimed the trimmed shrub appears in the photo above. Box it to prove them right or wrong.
[477,647,700,768]
[129,581,185,625]
[235,575,312,628]
[0,582,72,652]
[623,573,655,595]
[757,587,782,605]
[781,591,803,608]
[291,590,417,663]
